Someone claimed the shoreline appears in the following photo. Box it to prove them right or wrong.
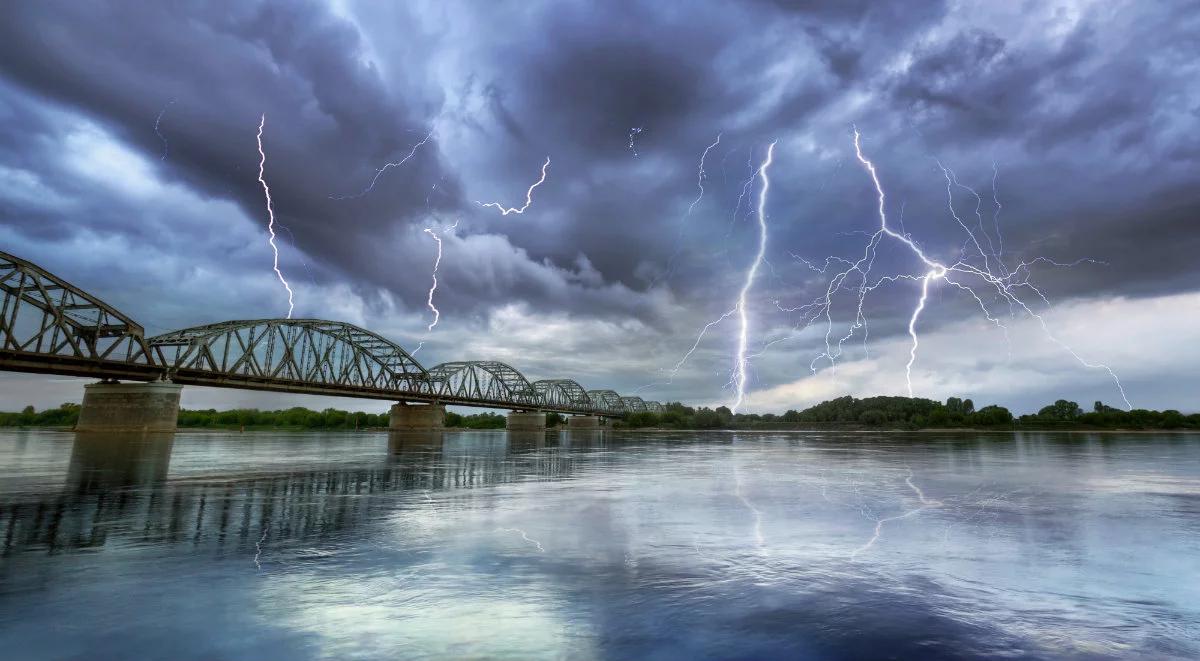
[4,426,1199,435]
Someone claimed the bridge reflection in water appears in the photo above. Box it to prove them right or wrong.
[0,430,610,557]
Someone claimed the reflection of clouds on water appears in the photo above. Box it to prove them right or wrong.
[1085,474,1200,496]
[258,573,587,659]
[1,430,1198,659]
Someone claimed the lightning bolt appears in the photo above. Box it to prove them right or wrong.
[422,220,458,332]
[655,133,723,287]
[730,141,776,413]
[628,127,644,157]
[634,306,737,393]
[641,142,775,399]
[777,128,1129,408]
[331,129,435,200]
[850,468,941,560]
[476,157,550,215]
[154,98,175,162]
[850,128,1129,405]
[254,523,269,570]
[689,134,721,215]
[497,527,544,552]
[733,460,766,550]
[256,114,295,319]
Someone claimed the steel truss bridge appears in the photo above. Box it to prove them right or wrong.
[0,250,664,417]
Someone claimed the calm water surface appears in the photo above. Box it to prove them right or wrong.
[0,429,1198,660]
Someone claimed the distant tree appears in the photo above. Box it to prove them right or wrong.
[859,409,885,425]
[714,406,732,426]
[1038,399,1083,421]
[967,405,1013,426]
[692,408,722,429]
[659,410,687,428]
[665,401,696,416]
[1162,410,1185,429]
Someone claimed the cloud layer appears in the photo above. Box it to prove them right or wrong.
[1,0,1197,412]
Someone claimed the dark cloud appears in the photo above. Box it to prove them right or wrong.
[1,0,1197,411]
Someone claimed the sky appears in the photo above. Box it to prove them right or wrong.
[1,0,1198,415]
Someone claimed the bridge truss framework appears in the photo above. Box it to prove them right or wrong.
[0,251,665,416]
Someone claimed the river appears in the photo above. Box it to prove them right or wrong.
[0,429,1197,660]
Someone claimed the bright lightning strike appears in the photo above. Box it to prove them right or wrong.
[849,128,1129,406]
[637,134,735,391]
[331,129,435,200]
[256,114,295,319]
[476,157,550,215]
[774,128,1128,408]
[730,141,776,413]
[422,220,459,331]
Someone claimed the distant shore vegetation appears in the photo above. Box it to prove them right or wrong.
[618,397,1198,430]
[0,397,1195,431]
[0,405,518,430]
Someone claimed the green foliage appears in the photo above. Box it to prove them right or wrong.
[1036,399,1084,421]
[175,407,387,429]
[0,403,81,427]
[2,397,1194,432]
[621,412,661,428]
[1026,401,1200,430]
[783,395,946,426]
[445,412,506,429]
[967,405,1014,426]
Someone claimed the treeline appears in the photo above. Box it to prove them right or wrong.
[0,404,82,427]
[178,407,387,429]
[180,408,564,430]
[2,398,1196,431]
[1019,399,1197,429]
[617,396,1200,430]
[0,404,563,430]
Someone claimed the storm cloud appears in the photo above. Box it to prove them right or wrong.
[1,0,1197,413]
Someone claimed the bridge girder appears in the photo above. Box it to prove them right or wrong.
[0,250,156,378]
[148,319,428,393]
[620,396,648,413]
[0,251,661,415]
[532,379,592,410]
[426,360,541,408]
[586,389,626,416]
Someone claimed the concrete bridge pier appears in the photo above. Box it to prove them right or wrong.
[388,400,446,431]
[389,402,445,431]
[506,411,547,431]
[75,381,182,433]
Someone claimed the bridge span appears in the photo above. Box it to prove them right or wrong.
[0,250,665,431]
